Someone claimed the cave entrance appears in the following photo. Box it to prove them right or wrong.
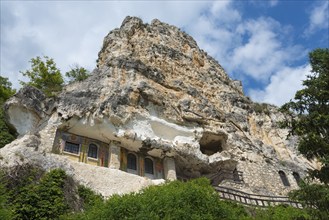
[199,132,226,156]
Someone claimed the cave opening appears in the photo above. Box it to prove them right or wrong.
[199,132,226,156]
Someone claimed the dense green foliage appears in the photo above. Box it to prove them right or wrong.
[0,76,16,103]
[68,178,249,220]
[281,48,329,183]
[77,185,103,210]
[0,172,13,220]
[0,167,312,220]
[0,76,16,148]
[12,169,68,219]
[252,205,310,220]
[65,178,309,220]
[289,181,329,219]
[20,56,64,97]
[281,48,329,218]
[0,165,101,220]
[65,65,91,83]
[0,108,16,148]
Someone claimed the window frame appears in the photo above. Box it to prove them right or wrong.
[87,143,99,159]
[63,141,80,155]
[127,153,138,174]
[144,157,155,175]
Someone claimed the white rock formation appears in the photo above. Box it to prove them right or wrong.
[1,16,318,196]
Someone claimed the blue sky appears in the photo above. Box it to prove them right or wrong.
[1,0,328,106]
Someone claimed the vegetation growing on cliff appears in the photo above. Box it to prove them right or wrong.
[19,56,91,96]
[65,64,91,83]
[20,56,64,97]
[0,57,91,148]
[0,76,16,103]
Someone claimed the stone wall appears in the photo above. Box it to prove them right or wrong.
[220,159,304,196]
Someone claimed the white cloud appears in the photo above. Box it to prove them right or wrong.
[248,0,279,8]
[269,0,279,7]
[0,1,209,89]
[210,1,241,24]
[248,64,311,106]
[184,1,242,72]
[304,1,329,35]
[231,17,305,81]
[185,3,306,87]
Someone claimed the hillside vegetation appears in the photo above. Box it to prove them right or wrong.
[0,166,310,220]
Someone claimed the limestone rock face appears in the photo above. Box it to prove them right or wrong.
[1,16,317,196]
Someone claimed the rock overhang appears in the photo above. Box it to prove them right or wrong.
[2,16,316,196]
[56,109,234,172]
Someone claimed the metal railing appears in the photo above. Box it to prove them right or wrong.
[209,169,244,185]
[178,170,302,209]
[214,186,303,208]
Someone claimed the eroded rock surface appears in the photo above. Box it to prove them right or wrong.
[1,16,318,196]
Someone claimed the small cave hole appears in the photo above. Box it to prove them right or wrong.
[199,132,226,156]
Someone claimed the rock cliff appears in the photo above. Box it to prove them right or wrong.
[1,16,317,196]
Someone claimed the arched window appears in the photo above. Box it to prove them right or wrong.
[144,158,154,175]
[293,172,301,185]
[88,144,98,159]
[127,153,137,173]
[279,171,290,186]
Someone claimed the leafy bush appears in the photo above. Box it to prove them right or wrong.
[77,185,103,211]
[68,178,249,220]
[0,76,17,148]
[289,182,329,219]
[0,172,13,220]
[252,205,311,220]
[0,109,16,148]
[13,169,68,219]
[1,165,100,220]
[65,65,91,83]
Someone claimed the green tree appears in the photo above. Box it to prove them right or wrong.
[281,48,329,183]
[65,64,91,83]
[0,76,16,103]
[281,48,329,218]
[13,169,68,219]
[0,171,13,220]
[1,164,100,220]
[0,76,16,148]
[253,205,310,220]
[20,56,64,97]
[289,182,329,219]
